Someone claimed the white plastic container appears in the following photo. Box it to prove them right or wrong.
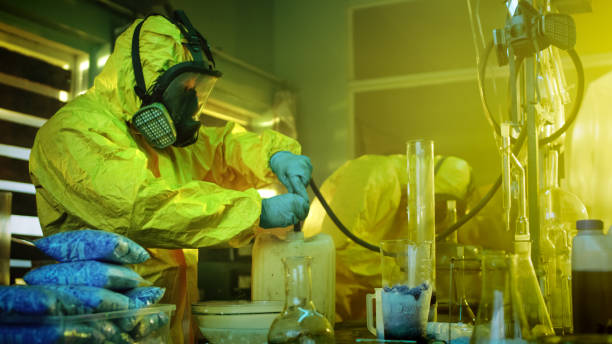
[251,231,335,324]
[571,219,612,334]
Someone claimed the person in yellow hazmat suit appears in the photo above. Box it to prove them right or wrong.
[28,11,312,344]
[302,154,511,322]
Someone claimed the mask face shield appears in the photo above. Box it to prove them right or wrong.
[162,71,218,123]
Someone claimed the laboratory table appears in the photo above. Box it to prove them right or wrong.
[334,321,377,343]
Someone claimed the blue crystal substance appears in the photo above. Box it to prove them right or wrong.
[124,287,166,309]
[24,261,147,290]
[381,282,432,340]
[35,229,150,264]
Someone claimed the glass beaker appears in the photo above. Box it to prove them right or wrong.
[379,239,433,341]
[470,251,529,344]
[437,200,478,324]
[267,256,334,344]
[407,139,436,320]
[0,191,11,286]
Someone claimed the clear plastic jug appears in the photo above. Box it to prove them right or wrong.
[251,231,335,324]
[571,219,612,334]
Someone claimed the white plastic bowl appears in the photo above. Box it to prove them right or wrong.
[192,300,282,344]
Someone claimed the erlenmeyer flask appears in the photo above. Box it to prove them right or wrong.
[471,250,529,344]
[267,256,334,344]
[514,241,555,338]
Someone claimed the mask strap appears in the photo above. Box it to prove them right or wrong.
[131,19,148,103]
[173,10,217,69]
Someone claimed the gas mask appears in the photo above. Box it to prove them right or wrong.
[130,10,222,149]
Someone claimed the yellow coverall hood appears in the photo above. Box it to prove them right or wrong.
[95,15,191,122]
[29,15,301,343]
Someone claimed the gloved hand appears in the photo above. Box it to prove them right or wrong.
[269,151,312,201]
[260,194,309,229]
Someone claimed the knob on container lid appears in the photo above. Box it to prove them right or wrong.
[576,219,603,230]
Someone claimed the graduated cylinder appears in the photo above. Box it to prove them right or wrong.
[406,139,436,319]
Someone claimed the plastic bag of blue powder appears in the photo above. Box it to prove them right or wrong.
[124,287,165,309]
[0,323,105,344]
[0,285,88,315]
[43,285,129,313]
[24,261,150,291]
[115,310,169,335]
[88,320,135,344]
[35,229,150,264]
[128,311,170,340]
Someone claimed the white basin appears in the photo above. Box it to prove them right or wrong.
[192,300,282,344]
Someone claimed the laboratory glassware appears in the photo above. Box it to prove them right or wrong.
[407,139,436,321]
[267,256,334,344]
[540,144,588,334]
[379,239,433,341]
[470,251,529,344]
[252,230,335,324]
[501,122,555,338]
[436,200,477,324]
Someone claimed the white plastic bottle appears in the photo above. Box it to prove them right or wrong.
[571,219,612,334]
[251,230,336,324]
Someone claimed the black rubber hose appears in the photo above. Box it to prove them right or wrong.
[309,179,380,253]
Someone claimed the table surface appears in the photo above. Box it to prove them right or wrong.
[335,321,377,343]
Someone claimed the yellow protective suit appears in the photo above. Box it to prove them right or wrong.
[29,15,300,344]
[302,154,473,322]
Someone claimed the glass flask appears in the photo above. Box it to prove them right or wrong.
[470,251,529,344]
[540,145,588,334]
[267,256,334,344]
[500,122,555,338]
[514,242,555,338]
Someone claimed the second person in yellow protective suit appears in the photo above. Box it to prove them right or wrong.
[302,154,483,322]
[29,11,311,344]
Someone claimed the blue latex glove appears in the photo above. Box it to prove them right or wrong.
[269,151,312,201]
[260,194,309,229]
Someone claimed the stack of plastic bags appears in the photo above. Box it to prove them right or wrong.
[0,229,167,344]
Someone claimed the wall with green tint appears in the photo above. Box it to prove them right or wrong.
[170,0,278,116]
[172,0,275,73]
[274,0,370,184]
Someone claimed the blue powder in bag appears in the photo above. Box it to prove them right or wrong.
[88,320,135,344]
[129,311,170,340]
[0,285,88,315]
[115,310,169,334]
[24,261,149,291]
[35,229,150,264]
[43,285,129,312]
[124,287,165,309]
[0,324,105,344]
